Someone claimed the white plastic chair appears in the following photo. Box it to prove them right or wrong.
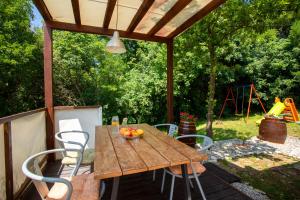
[154,124,178,137]
[55,130,95,171]
[152,124,178,181]
[161,135,213,200]
[22,149,105,200]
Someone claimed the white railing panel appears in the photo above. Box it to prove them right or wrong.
[11,111,46,193]
[54,107,102,149]
[0,124,6,200]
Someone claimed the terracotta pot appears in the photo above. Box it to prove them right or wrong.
[178,120,196,147]
[258,117,287,144]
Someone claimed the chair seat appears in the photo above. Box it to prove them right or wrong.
[46,173,99,200]
[62,149,95,165]
[168,162,206,175]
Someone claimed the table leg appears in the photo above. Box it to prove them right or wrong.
[181,164,192,200]
[111,177,120,200]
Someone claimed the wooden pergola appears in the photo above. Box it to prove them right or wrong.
[33,0,225,151]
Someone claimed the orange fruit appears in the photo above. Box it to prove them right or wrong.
[136,129,144,135]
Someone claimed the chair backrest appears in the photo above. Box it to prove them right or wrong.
[55,131,89,157]
[22,149,82,200]
[176,134,213,153]
[154,124,178,136]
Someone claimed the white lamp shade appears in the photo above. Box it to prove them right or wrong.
[106,31,126,53]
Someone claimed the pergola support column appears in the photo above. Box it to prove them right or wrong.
[167,40,174,123]
[44,24,54,160]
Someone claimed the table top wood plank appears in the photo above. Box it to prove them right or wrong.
[141,124,208,162]
[137,124,190,166]
[122,124,170,170]
[126,125,170,170]
[94,126,122,179]
[107,126,148,176]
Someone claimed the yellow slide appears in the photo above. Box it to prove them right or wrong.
[267,102,286,116]
[256,102,286,125]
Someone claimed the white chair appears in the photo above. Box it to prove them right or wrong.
[22,149,102,200]
[154,124,178,137]
[161,135,213,200]
[152,124,178,181]
[55,131,95,172]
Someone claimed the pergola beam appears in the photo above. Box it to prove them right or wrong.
[148,0,192,36]
[71,0,81,25]
[127,0,155,32]
[168,0,226,38]
[103,0,117,28]
[167,40,174,123]
[44,24,54,161]
[4,122,13,200]
[46,21,170,43]
[33,0,52,21]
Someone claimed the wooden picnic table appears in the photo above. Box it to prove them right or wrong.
[94,124,207,200]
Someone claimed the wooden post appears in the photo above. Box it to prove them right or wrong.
[44,24,54,160]
[246,84,253,122]
[252,85,267,113]
[4,122,13,200]
[167,40,174,123]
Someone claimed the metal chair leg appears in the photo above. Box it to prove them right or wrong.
[161,170,166,193]
[100,180,105,199]
[191,164,206,200]
[58,164,64,176]
[189,178,194,189]
[169,175,175,200]
[153,170,156,181]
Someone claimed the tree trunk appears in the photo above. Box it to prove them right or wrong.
[206,43,217,138]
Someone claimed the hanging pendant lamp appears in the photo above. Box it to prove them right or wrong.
[106,0,126,53]
[106,31,126,53]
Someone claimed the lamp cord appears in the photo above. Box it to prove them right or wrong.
[116,0,118,30]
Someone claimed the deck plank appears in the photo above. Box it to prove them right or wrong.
[20,162,253,200]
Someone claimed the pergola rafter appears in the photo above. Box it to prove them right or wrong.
[103,0,117,28]
[148,0,192,36]
[34,0,225,151]
[127,0,155,32]
[168,0,226,38]
[71,0,81,25]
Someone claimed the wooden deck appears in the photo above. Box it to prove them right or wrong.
[20,161,251,200]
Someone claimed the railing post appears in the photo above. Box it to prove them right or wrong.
[167,40,174,123]
[44,23,54,160]
[4,121,13,200]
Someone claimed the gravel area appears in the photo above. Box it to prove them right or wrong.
[203,136,300,200]
[231,182,270,200]
[206,136,300,162]
[248,136,300,159]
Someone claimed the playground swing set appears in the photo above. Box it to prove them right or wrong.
[218,83,299,123]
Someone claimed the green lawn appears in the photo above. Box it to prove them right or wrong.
[196,114,300,141]
[218,154,300,200]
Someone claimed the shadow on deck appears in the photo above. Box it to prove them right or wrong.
[20,162,252,200]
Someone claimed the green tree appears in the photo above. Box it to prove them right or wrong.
[0,0,43,117]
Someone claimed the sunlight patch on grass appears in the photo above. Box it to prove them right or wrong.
[218,154,300,200]
[196,114,300,141]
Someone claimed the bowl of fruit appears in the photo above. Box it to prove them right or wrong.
[119,127,144,139]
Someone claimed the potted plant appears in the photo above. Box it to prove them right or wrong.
[178,112,197,147]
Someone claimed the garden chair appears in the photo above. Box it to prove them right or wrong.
[161,135,213,200]
[152,124,178,181]
[55,131,95,173]
[22,149,102,200]
[153,124,178,137]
